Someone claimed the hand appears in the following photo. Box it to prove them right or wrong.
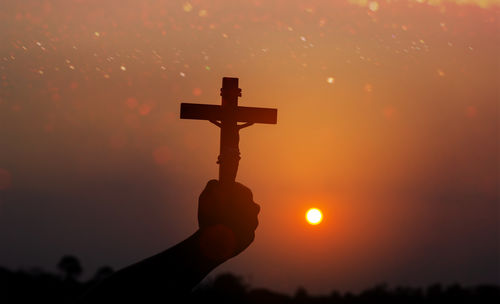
[197,180,260,262]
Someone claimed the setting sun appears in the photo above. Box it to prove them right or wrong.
[306,208,323,225]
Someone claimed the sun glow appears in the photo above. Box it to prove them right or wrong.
[306,208,323,225]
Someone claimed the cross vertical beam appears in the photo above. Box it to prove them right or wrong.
[218,77,241,185]
[180,77,277,187]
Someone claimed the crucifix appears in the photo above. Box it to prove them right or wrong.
[180,77,277,186]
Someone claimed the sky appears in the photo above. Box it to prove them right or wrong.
[0,0,498,295]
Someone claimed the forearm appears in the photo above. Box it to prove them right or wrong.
[81,180,259,303]
[81,230,222,303]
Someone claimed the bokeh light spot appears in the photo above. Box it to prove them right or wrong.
[153,146,171,165]
[183,2,193,12]
[466,106,478,118]
[369,1,379,12]
[125,97,138,109]
[192,88,202,96]
[138,104,152,116]
[383,106,397,119]
[364,83,373,92]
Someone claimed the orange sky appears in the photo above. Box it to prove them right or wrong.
[0,0,498,294]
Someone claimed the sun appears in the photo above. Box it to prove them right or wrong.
[306,208,323,225]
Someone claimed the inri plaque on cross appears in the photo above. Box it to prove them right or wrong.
[180,77,277,186]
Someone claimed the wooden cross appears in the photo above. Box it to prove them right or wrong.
[180,77,277,186]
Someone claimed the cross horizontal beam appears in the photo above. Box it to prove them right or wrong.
[180,103,277,124]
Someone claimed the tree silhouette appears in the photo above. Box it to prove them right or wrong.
[57,255,82,281]
[294,286,309,304]
[92,266,114,282]
[1,261,499,304]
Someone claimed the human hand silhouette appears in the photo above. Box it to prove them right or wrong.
[81,179,260,302]
[198,180,260,262]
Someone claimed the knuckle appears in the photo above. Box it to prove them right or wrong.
[200,180,218,196]
[253,202,260,214]
[206,179,219,189]
[235,182,253,199]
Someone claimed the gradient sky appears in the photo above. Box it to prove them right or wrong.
[0,0,498,294]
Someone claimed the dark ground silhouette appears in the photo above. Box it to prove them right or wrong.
[1,255,498,304]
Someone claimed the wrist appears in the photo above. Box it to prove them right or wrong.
[197,224,237,264]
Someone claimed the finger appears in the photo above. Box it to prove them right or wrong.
[199,180,222,227]
[251,217,259,231]
[251,202,260,230]
[233,182,253,200]
[252,202,260,215]
[205,179,220,193]
[238,201,260,231]
[199,179,219,202]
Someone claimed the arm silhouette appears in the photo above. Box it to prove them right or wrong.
[81,180,260,303]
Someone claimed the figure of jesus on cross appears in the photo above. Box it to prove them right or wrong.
[181,77,278,185]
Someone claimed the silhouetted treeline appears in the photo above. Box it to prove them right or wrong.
[1,255,498,303]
